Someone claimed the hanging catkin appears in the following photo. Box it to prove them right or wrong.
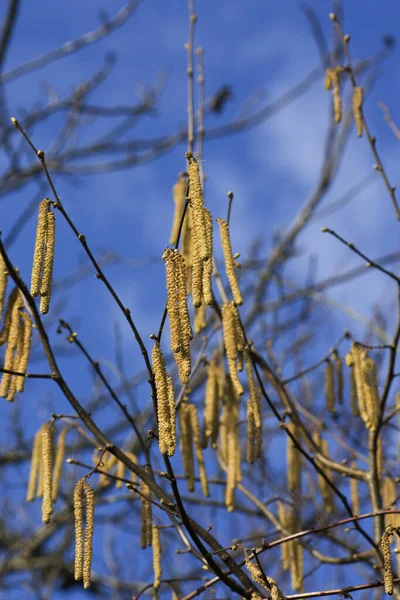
[202,208,213,305]
[277,501,290,571]
[186,152,210,261]
[221,302,243,395]
[194,302,206,333]
[179,397,195,492]
[217,218,243,306]
[39,210,55,315]
[83,481,95,590]
[140,479,153,549]
[202,359,219,449]
[152,525,162,591]
[287,422,301,493]
[0,256,7,322]
[224,376,241,512]
[332,350,343,405]
[381,526,394,595]
[31,199,50,297]
[187,404,209,497]
[26,427,43,502]
[74,478,85,581]
[350,461,359,516]
[169,174,187,246]
[287,507,303,592]
[245,349,262,463]
[324,66,343,123]
[181,204,193,291]
[42,422,54,524]
[152,342,176,456]
[348,344,378,429]
[353,86,364,137]
[0,292,22,399]
[52,427,68,502]
[244,555,269,590]
[382,477,396,528]
[325,359,335,413]
[318,437,334,514]
[15,311,32,394]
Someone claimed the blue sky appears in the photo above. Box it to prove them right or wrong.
[1,1,400,598]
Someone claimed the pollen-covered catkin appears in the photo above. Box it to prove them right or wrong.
[287,422,301,493]
[325,359,335,413]
[191,223,203,307]
[175,251,193,345]
[194,302,206,333]
[221,302,243,395]
[277,501,290,571]
[202,360,219,449]
[152,525,162,590]
[179,398,195,492]
[83,481,95,590]
[382,477,396,528]
[245,349,262,462]
[163,248,181,354]
[188,404,209,497]
[0,286,19,346]
[74,478,85,581]
[52,427,68,502]
[152,342,176,455]
[381,526,394,595]
[42,422,54,524]
[186,152,210,261]
[217,218,243,305]
[0,256,7,321]
[318,438,334,514]
[202,208,213,305]
[0,293,22,398]
[353,86,364,137]
[332,350,343,405]
[27,427,43,502]
[39,210,55,315]
[245,556,269,590]
[350,462,359,516]
[15,311,32,394]
[169,174,187,246]
[31,198,50,297]
[140,480,153,549]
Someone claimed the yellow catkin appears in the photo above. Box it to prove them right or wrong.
[0,293,22,398]
[166,375,177,455]
[0,287,19,346]
[324,67,342,123]
[277,501,290,571]
[31,198,50,297]
[191,222,203,308]
[381,526,394,595]
[163,248,181,354]
[52,427,68,502]
[224,376,241,511]
[169,174,187,246]
[267,577,285,600]
[175,251,193,345]
[83,481,95,590]
[98,452,117,488]
[0,255,7,321]
[194,302,206,333]
[376,433,383,483]
[325,359,335,413]
[74,478,85,581]
[152,342,176,455]
[245,557,269,590]
[6,320,23,403]
[140,479,153,549]
[350,344,370,427]
[186,152,210,261]
[179,398,195,492]
[350,461,359,516]
[353,86,364,137]
[217,218,243,305]
[287,422,301,493]
[382,477,396,528]
[26,427,43,502]
[318,438,334,514]
[188,404,209,497]
[221,302,243,395]
[15,311,32,394]
[364,355,379,431]
[345,353,359,416]
[181,205,193,292]
[116,458,125,489]
[202,208,213,305]
[332,350,343,405]
[39,210,55,315]
[202,360,219,449]
[42,422,54,524]
[152,525,162,590]
[245,349,262,462]
[287,507,304,592]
